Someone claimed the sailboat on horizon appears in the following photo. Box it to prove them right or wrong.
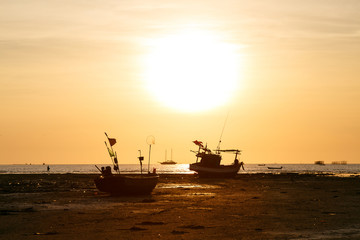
[159,149,177,165]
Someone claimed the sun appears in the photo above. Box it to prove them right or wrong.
[142,29,242,112]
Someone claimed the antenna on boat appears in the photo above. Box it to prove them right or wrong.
[146,135,155,173]
[216,112,229,154]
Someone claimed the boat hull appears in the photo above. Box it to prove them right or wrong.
[94,174,159,195]
[189,163,240,178]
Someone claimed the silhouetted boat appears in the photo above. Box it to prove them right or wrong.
[159,149,177,165]
[331,161,347,165]
[94,133,158,195]
[94,170,158,195]
[267,166,283,170]
[160,160,177,165]
[189,140,244,178]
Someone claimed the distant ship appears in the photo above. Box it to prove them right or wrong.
[159,149,177,165]
[267,166,283,170]
[331,161,347,165]
[160,160,177,165]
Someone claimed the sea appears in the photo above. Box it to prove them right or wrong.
[1,163,360,177]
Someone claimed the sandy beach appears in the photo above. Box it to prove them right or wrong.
[1,173,360,240]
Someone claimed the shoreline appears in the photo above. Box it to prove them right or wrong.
[1,174,360,239]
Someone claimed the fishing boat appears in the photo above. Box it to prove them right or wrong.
[159,149,177,165]
[94,133,158,195]
[267,166,283,170]
[189,140,244,178]
[94,170,158,195]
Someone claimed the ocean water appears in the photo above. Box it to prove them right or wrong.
[1,163,360,176]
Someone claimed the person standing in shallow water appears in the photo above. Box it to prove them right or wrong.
[47,165,50,172]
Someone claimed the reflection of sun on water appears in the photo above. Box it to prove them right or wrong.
[143,29,243,112]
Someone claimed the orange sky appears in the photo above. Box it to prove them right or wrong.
[1,1,359,165]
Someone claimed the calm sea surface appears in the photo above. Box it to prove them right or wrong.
[1,164,360,176]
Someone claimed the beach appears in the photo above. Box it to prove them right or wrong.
[1,173,360,240]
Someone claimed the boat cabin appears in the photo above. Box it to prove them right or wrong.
[197,152,222,167]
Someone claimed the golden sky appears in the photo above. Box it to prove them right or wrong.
[1,0,359,164]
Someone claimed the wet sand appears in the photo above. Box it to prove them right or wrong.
[1,173,360,239]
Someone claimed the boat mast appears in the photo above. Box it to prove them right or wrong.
[216,113,229,154]
[146,135,155,173]
[104,132,120,174]
[196,145,201,163]
[105,132,120,174]
[148,144,152,173]
[104,141,115,166]
[138,150,144,175]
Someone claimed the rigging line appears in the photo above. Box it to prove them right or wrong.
[217,111,230,151]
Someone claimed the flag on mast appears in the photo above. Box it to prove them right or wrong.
[108,138,116,146]
[107,147,115,157]
[105,141,115,157]
[193,140,203,147]
[105,132,117,146]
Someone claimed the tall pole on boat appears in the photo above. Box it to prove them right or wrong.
[148,145,152,173]
[196,145,201,163]
[146,135,155,173]
[104,141,115,165]
[104,132,120,174]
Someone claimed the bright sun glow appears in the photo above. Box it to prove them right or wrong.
[143,29,242,112]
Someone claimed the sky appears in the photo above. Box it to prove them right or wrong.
[1,0,359,165]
